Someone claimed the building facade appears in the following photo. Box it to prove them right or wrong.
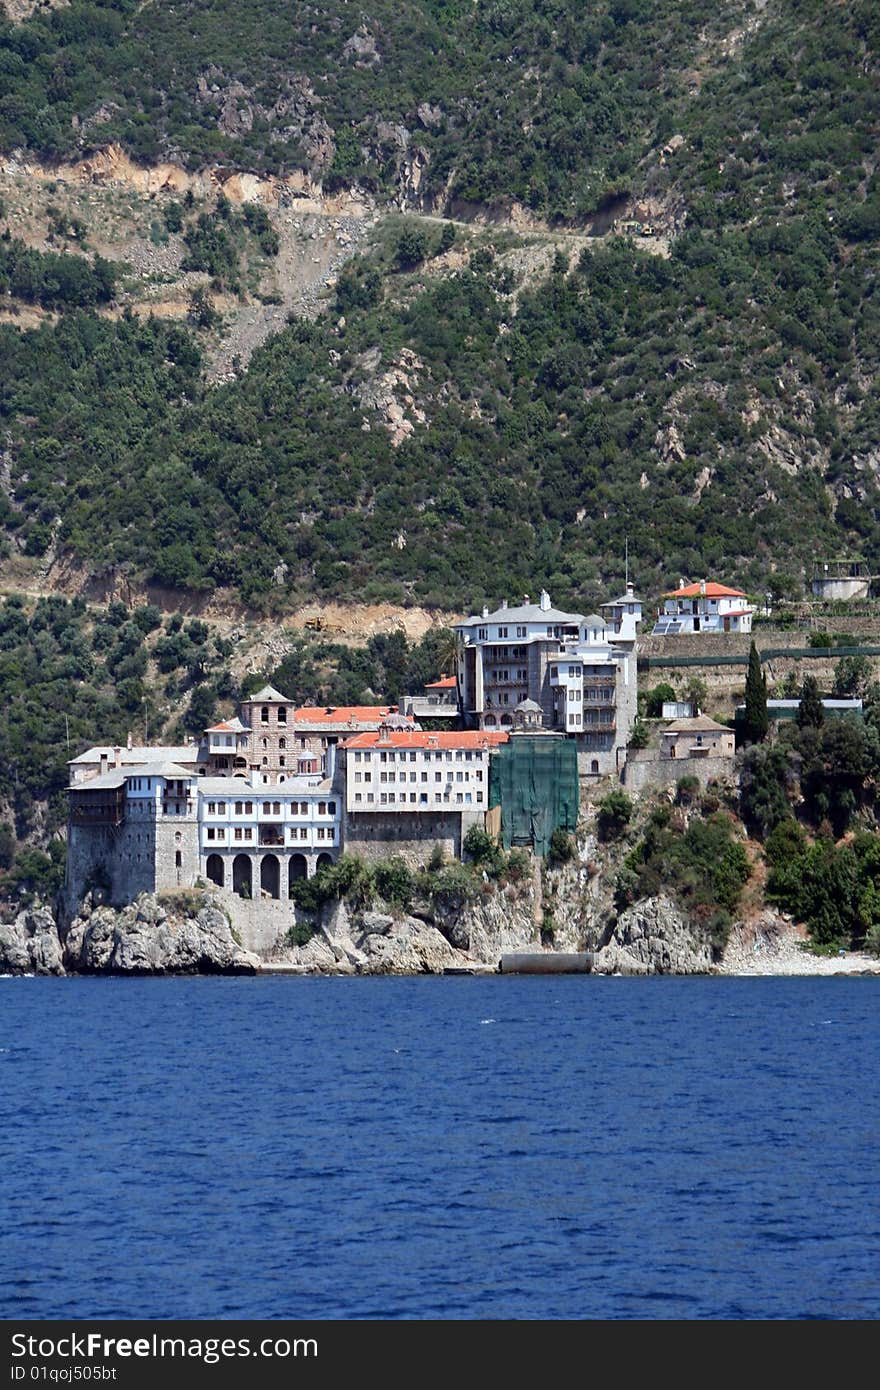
[339,728,509,864]
[455,585,641,775]
[66,760,342,910]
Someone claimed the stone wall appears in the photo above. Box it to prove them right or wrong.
[343,809,467,867]
[622,752,736,794]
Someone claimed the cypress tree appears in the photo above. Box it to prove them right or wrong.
[744,641,768,742]
[797,675,825,729]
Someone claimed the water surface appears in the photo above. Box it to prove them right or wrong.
[3,976,878,1319]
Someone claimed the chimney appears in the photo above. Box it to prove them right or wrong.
[126,730,133,750]
[523,593,530,606]
[539,589,551,611]
[699,578,707,596]
[482,605,489,619]
[500,599,508,610]
[626,581,634,598]
[113,745,122,768]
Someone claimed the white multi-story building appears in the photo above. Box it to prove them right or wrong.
[653,580,755,635]
[455,584,642,774]
[67,760,341,910]
[339,727,509,863]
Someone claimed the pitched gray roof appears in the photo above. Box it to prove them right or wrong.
[68,744,199,766]
[458,601,585,627]
[243,685,290,703]
[664,715,730,734]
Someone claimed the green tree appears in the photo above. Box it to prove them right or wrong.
[797,675,825,729]
[743,641,768,742]
[597,790,633,841]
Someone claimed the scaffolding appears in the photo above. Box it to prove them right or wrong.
[488,736,579,857]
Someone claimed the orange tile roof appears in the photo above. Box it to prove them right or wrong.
[342,730,509,750]
[664,582,747,599]
[205,721,235,732]
[293,705,396,724]
[425,676,457,689]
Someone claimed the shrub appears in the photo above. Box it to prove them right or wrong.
[597,790,633,840]
[374,856,415,909]
[548,827,575,866]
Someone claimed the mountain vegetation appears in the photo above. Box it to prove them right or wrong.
[0,0,876,611]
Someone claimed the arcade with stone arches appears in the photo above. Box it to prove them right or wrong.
[205,850,336,899]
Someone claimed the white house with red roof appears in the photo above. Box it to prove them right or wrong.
[653,579,755,636]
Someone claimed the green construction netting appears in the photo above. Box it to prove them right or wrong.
[488,737,579,856]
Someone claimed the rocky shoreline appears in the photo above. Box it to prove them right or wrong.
[2,887,879,979]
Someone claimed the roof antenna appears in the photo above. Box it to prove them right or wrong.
[625,535,629,587]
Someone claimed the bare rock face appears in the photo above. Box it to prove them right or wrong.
[65,894,259,975]
[0,907,65,975]
[596,895,716,974]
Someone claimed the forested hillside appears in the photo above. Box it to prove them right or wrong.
[0,0,877,612]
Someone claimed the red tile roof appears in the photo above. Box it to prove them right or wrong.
[664,582,747,599]
[293,705,397,724]
[425,676,457,689]
[205,721,235,732]
[342,730,509,750]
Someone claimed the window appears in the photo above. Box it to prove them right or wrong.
[498,626,508,638]
[245,802,253,815]
[299,802,307,815]
[317,828,325,840]
[207,828,215,841]
[435,772,442,783]
[262,802,271,814]
[410,793,416,804]
[208,802,215,814]
[478,627,487,640]
[421,771,428,782]
[329,802,336,814]
[355,772,362,784]
[516,625,526,638]
[216,829,225,840]
[551,666,558,678]
[273,802,281,816]
[261,738,268,749]
[477,792,484,804]
[244,829,252,841]
[456,771,463,782]
[279,757,285,768]
[409,752,417,762]
[278,707,287,724]
[235,801,243,814]
[218,802,226,814]
[319,802,326,815]
[234,828,242,841]
[261,707,269,724]
[355,793,362,804]
[300,828,307,840]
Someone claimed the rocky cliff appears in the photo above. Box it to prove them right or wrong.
[0,874,738,978]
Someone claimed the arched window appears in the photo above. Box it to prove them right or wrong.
[261,706,269,724]
[279,737,286,749]
[590,759,599,775]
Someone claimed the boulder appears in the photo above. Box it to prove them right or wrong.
[596,895,716,974]
[0,907,64,975]
[65,894,259,975]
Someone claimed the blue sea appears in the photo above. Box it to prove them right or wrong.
[2,976,879,1320]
